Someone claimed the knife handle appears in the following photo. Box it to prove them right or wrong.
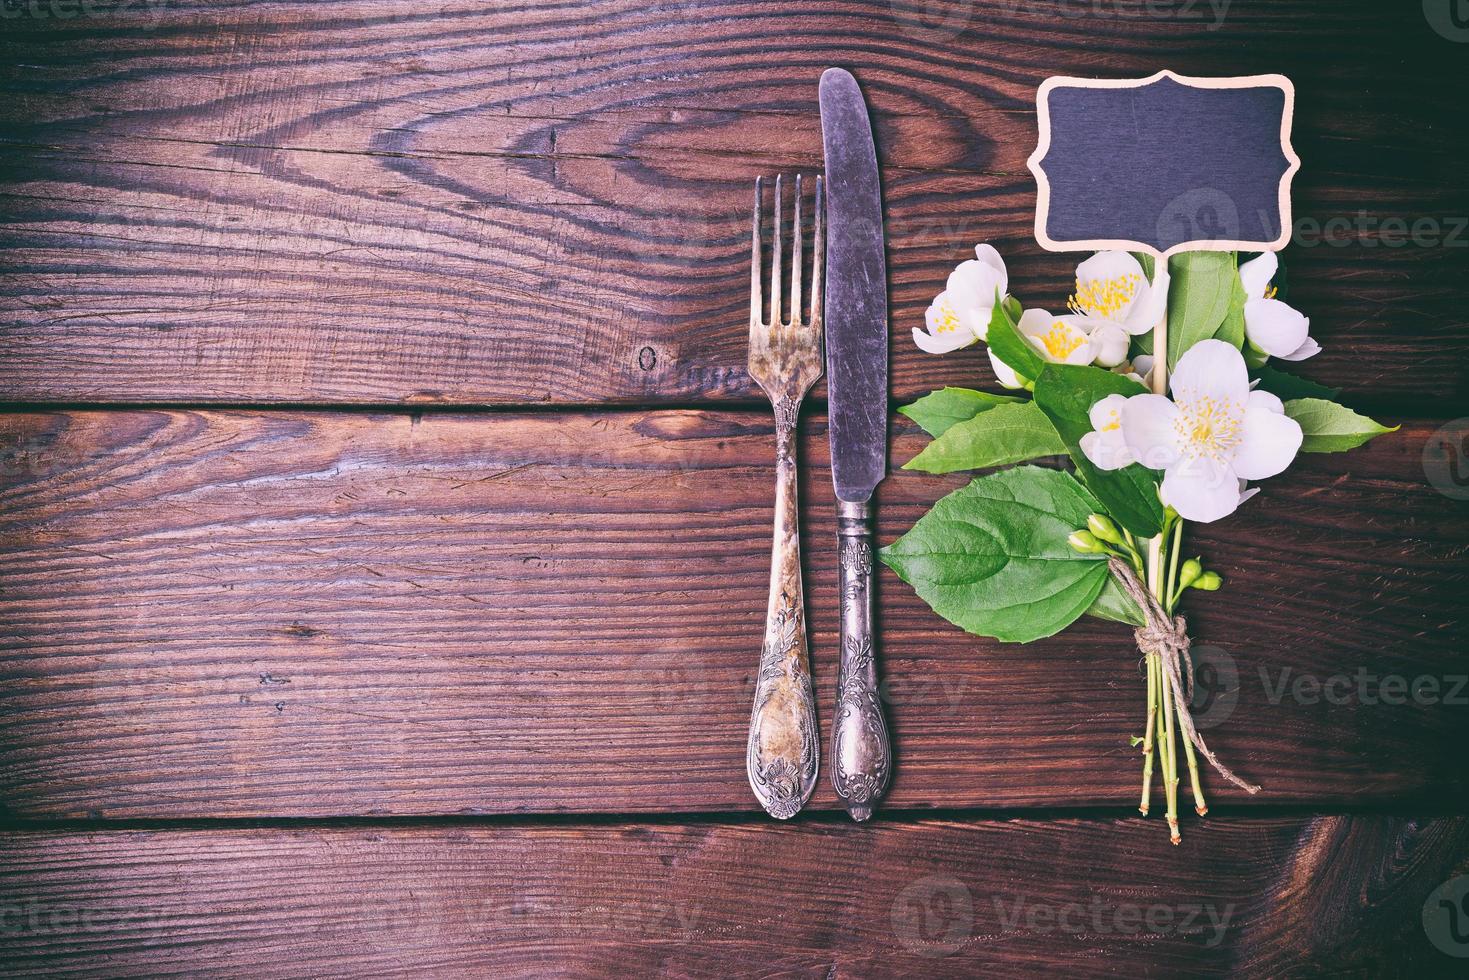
[831,498,892,820]
[746,403,819,819]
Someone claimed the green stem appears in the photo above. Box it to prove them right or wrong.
[1164,519,1184,615]
[1140,652,1158,816]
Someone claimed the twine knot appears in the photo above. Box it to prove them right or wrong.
[1108,557,1260,795]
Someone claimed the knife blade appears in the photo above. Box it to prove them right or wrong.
[819,67,889,503]
[819,67,892,821]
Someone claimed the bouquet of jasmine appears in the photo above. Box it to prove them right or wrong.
[885,245,1395,843]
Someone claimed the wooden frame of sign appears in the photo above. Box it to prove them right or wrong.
[1028,69,1299,396]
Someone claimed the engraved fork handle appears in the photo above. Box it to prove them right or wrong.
[745,398,819,819]
[831,498,891,821]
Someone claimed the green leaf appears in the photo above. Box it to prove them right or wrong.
[1032,364,1166,538]
[880,466,1111,643]
[1284,398,1398,453]
[1131,329,1153,358]
[1087,575,1146,626]
[985,296,1045,382]
[1251,365,1340,401]
[1166,251,1237,370]
[1133,252,1156,280]
[1214,257,1248,350]
[904,401,1066,473]
[899,387,1024,438]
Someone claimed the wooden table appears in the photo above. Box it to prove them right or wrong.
[2,1,1466,975]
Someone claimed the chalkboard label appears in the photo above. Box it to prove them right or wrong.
[1029,71,1298,257]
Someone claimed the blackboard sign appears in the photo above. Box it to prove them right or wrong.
[1029,70,1298,258]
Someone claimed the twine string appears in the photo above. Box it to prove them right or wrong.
[1108,557,1261,795]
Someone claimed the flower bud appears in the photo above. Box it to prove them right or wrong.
[1178,558,1203,590]
[1086,514,1124,546]
[1068,530,1105,554]
[1192,571,1223,591]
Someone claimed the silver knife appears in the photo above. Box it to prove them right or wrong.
[819,67,892,821]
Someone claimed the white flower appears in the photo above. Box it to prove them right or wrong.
[913,244,1008,354]
[985,308,1096,389]
[1082,340,1303,523]
[988,348,1025,389]
[1079,394,1136,470]
[1239,252,1319,362]
[1089,323,1130,367]
[1069,251,1162,336]
[1018,308,1095,365]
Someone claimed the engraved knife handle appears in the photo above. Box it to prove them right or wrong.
[746,402,819,819]
[831,497,891,820]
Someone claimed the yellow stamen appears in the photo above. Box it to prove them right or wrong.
[1070,272,1141,320]
[1037,322,1083,360]
[932,301,962,334]
[1172,394,1243,463]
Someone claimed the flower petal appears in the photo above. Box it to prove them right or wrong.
[1081,428,1136,471]
[1238,251,1278,300]
[1250,389,1284,415]
[1277,336,1322,362]
[1120,393,1182,470]
[1231,390,1303,480]
[1020,310,1092,365]
[947,257,1006,319]
[913,325,974,354]
[1244,298,1310,358]
[1089,323,1130,367]
[973,243,1008,283]
[987,347,1025,389]
[1073,251,1150,328]
[1169,338,1251,406]
[1088,392,1129,431]
[1162,456,1241,523]
[1120,281,1164,334]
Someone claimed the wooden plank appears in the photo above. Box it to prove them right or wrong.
[1,408,1463,819]
[0,0,1463,405]
[1,816,1465,976]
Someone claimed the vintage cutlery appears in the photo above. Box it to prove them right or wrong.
[745,173,824,819]
[819,67,893,821]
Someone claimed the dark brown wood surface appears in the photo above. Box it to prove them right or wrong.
[0,410,1464,819]
[2,0,1467,975]
[0,0,1464,407]
[2,816,1467,978]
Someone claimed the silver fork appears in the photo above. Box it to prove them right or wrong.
[745,174,824,819]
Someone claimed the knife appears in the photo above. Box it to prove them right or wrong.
[819,67,892,821]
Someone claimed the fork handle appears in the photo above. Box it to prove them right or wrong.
[831,498,891,821]
[746,399,819,819]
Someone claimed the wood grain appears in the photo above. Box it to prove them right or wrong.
[1,816,1465,977]
[1,408,1463,819]
[0,0,1464,406]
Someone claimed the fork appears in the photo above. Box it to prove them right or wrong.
[745,174,824,819]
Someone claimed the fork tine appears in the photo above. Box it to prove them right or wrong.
[750,176,764,331]
[809,175,825,329]
[770,174,783,327]
[790,175,804,325]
